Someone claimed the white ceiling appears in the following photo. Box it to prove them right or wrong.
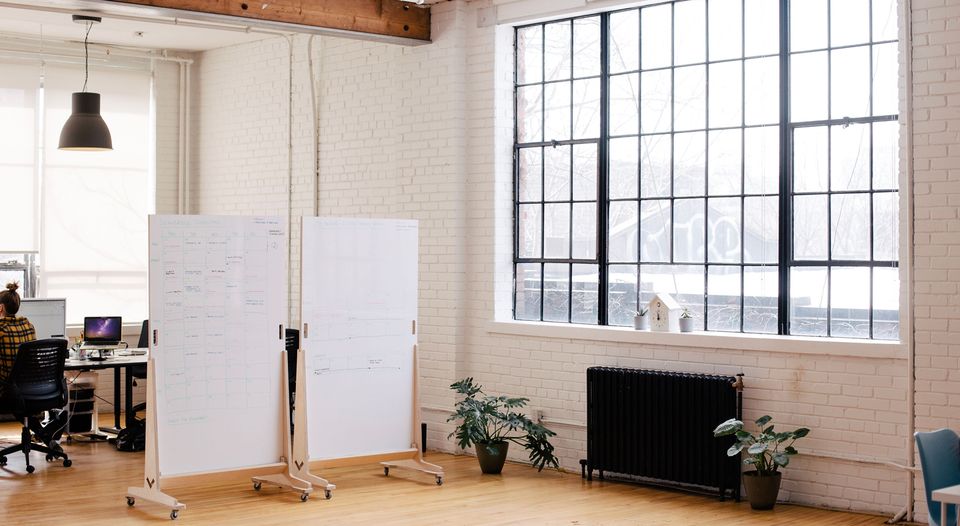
[0,1,270,52]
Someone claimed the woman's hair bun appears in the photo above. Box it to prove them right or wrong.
[5,282,18,292]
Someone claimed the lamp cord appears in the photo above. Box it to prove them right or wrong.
[82,21,91,92]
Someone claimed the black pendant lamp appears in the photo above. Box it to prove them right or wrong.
[58,15,112,151]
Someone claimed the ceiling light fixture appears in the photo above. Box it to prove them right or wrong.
[58,14,112,151]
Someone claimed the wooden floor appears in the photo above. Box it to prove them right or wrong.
[0,419,903,525]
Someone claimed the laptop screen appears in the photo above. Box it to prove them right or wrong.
[83,316,122,343]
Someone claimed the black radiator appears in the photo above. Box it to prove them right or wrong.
[580,367,743,501]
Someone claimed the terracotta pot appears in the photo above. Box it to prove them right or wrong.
[475,441,509,474]
[742,471,782,510]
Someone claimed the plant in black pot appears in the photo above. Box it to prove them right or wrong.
[448,377,559,474]
[713,415,809,510]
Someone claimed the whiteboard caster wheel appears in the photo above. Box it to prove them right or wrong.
[170,509,179,520]
[253,482,262,491]
[325,489,332,500]
[383,467,389,476]
[126,497,135,507]
[436,476,443,486]
[300,492,309,502]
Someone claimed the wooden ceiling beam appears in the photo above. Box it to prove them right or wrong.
[102,0,431,42]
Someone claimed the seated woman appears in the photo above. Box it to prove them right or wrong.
[0,282,66,451]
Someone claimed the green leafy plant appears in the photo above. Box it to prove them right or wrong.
[636,307,648,316]
[713,415,809,474]
[680,307,693,319]
[448,377,559,472]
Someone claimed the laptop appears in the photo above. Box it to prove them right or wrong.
[80,316,122,351]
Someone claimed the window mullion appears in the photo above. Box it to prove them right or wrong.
[777,0,792,336]
[598,13,610,325]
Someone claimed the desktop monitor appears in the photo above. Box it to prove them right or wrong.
[83,316,122,343]
[19,298,67,340]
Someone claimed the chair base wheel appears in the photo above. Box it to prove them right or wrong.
[63,459,72,468]
[127,497,135,507]
[26,465,35,474]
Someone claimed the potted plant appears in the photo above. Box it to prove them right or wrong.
[448,377,559,474]
[679,308,695,332]
[633,308,649,330]
[713,415,810,510]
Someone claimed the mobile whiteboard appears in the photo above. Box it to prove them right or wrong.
[301,217,418,460]
[149,215,287,476]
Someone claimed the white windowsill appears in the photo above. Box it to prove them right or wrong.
[486,320,905,359]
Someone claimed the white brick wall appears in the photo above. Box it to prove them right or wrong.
[183,0,959,520]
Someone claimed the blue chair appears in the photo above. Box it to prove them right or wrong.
[916,429,960,526]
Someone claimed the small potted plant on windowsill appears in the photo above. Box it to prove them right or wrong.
[678,308,695,332]
[713,415,810,510]
[634,308,649,330]
[448,378,559,474]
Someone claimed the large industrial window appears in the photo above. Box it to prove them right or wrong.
[513,0,899,339]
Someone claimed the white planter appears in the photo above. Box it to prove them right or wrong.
[679,317,695,332]
[634,314,650,330]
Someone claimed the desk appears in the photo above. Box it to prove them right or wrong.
[932,484,960,526]
[65,352,148,434]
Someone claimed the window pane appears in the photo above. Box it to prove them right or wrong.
[609,201,638,262]
[544,203,571,259]
[794,194,828,260]
[610,73,640,136]
[873,43,898,116]
[641,4,672,70]
[674,131,706,196]
[674,0,706,66]
[873,0,898,42]
[572,264,599,324]
[641,264,705,328]
[641,70,672,133]
[609,137,639,199]
[873,266,899,340]
[641,200,672,261]
[831,0,870,47]
[518,204,542,258]
[674,198,705,263]
[674,65,706,131]
[831,267,870,338]
[744,126,779,194]
[517,25,543,84]
[573,203,597,259]
[744,267,778,333]
[831,46,871,119]
[544,145,571,201]
[573,78,601,139]
[744,0,778,57]
[744,196,779,264]
[709,61,742,128]
[708,197,741,263]
[517,85,542,143]
[831,123,870,191]
[791,51,828,122]
[790,0,827,52]
[543,263,570,322]
[608,264,638,326]
[518,147,542,202]
[574,17,601,78]
[515,263,542,321]
[790,266,828,336]
[794,126,829,193]
[544,21,572,82]
[545,82,572,140]
[709,0,742,61]
[873,192,899,261]
[744,57,778,125]
[831,193,870,261]
[873,120,899,190]
[708,129,742,195]
[573,143,598,200]
[708,265,741,331]
[609,10,639,74]
[641,134,672,197]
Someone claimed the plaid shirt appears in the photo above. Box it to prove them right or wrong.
[0,315,36,387]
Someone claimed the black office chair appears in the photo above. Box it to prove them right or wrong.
[0,338,72,472]
[129,320,148,415]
